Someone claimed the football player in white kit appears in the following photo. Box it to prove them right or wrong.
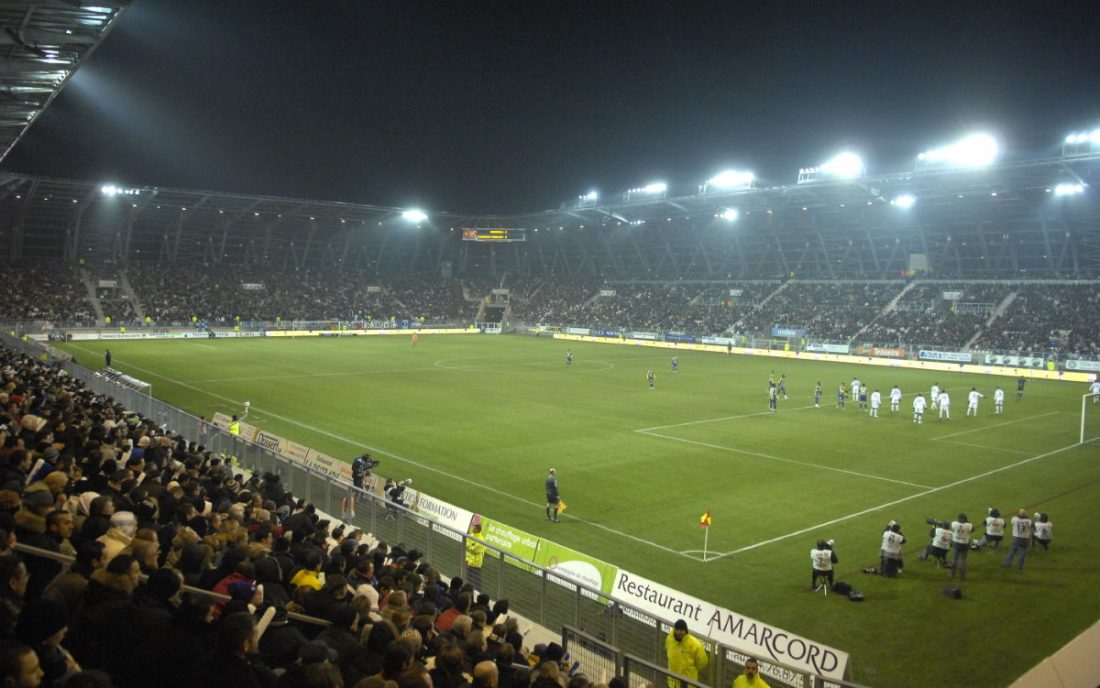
[993,387,1005,414]
[869,389,882,417]
[966,387,984,416]
[889,385,902,413]
[912,393,927,424]
[938,390,951,419]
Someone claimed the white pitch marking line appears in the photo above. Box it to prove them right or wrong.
[931,411,1058,440]
[932,439,1032,456]
[638,429,934,489]
[98,358,693,560]
[636,405,817,432]
[703,440,1082,562]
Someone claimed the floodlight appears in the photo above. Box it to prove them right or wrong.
[706,170,754,191]
[717,208,739,222]
[401,209,428,223]
[820,152,864,179]
[1053,183,1086,197]
[917,133,998,168]
[580,191,598,201]
[891,194,916,209]
[100,184,117,196]
[642,182,667,194]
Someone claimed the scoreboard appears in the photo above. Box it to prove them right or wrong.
[461,228,526,242]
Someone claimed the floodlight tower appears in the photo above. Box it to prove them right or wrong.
[797,152,864,184]
[915,133,998,170]
[700,170,754,194]
[1062,128,1100,157]
[622,182,667,203]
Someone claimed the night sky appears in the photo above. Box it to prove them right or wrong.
[6,1,1100,214]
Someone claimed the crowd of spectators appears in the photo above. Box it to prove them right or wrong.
[737,282,904,342]
[0,345,589,688]
[127,266,472,324]
[859,283,1010,349]
[972,284,1100,357]
[0,263,92,324]
[4,261,1100,358]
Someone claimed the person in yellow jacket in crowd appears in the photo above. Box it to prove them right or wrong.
[665,619,708,687]
[228,415,241,437]
[732,657,770,688]
[465,522,487,593]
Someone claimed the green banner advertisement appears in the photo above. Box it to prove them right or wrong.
[533,540,619,596]
[479,517,540,567]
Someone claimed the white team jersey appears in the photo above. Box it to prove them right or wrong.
[951,521,973,544]
[870,392,881,408]
[1011,516,1032,539]
[811,548,834,571]
[968,390,983,406]
[933,527,952,549]
[913,396,927,413]
[931,385,940,400]
[985,517,1004,536]
[890,387,901,402]
[851,380,861,396]
[881,531,904,556]
[1033,522,1053,540]
[1091,381,1100,395]
[938,392,950,407]
[994,389,1005,403]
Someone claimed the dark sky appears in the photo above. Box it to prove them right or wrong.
[7,1,1100,214]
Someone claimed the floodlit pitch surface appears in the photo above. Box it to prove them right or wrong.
[59,335,1100,687]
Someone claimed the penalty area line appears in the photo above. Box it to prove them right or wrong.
[637,430,934,489]
[704,439,1082,562]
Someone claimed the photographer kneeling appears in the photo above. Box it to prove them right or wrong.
[919,518,952,568]
[810,539,838,590]
[880,521,906,577]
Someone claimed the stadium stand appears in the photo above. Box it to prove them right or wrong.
[0,344,529,687]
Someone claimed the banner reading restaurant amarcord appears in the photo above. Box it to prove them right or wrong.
[610,569,849,680]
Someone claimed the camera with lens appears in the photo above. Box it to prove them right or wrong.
[926,517,948,529]
[825,539,835,549]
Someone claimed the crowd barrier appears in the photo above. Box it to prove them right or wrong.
[1,331,859,687]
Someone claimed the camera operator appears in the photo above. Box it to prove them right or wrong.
[1003,509,1032,569]
[972,508,1005,550]
[918,519,952,568]
[1032,512,1053,551]
[383,478,413,520]
[351,451,378,490]
[880,521,906,577]
[810,539,838,590]
[950,513,973,580]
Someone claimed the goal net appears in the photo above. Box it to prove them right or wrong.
[1081,393,1100,445]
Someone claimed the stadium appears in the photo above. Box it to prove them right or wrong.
[1,3,1099,688]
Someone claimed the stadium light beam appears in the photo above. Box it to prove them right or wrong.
[820,152,864,179]
[917,133,998,168]
[1053,182,1086,197]
[401,209,428,223]
[717,208,739,222]
[641,182,667,194]
[891,194,916,209]
[705,170,754,192]
[579,190,598,201]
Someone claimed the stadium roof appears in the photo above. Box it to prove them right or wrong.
[2,151,1099,279]
[0,1,130,165]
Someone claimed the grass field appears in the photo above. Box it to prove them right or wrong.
[58,334,1100,687]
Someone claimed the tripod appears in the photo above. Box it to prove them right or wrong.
[813,572,830,596]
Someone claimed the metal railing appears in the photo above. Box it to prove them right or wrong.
[1,332,854,688]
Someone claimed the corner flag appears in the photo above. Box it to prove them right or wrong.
[699,509,712,529]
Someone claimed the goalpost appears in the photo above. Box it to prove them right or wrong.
[1080,393,1100,445]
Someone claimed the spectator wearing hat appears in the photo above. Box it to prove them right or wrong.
[14,488,62,599]
[258,606,309,673]
[664,619,708,688]
[16,597,80,686]
[96,510,136,564]
[78,496,114,544]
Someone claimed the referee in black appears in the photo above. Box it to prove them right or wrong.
[545,468,560,522]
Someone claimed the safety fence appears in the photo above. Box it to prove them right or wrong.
[1,332,863,688]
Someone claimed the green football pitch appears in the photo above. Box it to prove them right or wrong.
[58,334,1100,687]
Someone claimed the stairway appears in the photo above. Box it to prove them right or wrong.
[78,268,105,323]
[119,269,146,321]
